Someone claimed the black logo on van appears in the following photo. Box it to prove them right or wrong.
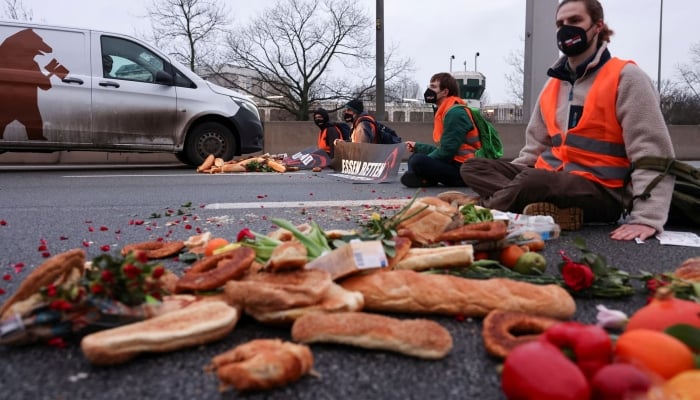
[0,28,70,141]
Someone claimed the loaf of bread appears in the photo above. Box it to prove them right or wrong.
[81,300,239,365]
[292,311,452,359]
[340,269,576,319]
[0,248,85,319]
[246,282,364,325]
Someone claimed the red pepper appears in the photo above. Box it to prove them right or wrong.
[502,339,590,400]
[543,321,613,380]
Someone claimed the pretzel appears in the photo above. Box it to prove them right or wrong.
[121,240,185,259]
[481,309,561,359]
[174,247,255,293]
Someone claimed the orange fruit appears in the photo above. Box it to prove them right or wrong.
[499,244,526,268]
[663,370,700,399]
[204,237,229,257]
[614,329,695,380]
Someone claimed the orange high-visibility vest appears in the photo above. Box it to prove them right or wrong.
[317,127,334,154]
[446,105,482,163]
[535,58,633,188]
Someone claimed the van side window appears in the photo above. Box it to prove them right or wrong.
[100,36,165,84]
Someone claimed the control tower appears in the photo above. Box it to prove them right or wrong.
[451,71,485,108]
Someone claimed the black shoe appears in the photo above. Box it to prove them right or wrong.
[401,172,430,188]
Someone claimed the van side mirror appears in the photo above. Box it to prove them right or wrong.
[154,70,173,85]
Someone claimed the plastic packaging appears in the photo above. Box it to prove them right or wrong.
[494,211,562,241]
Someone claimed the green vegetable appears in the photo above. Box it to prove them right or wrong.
[460,204,493,224]
[270,218,332,260]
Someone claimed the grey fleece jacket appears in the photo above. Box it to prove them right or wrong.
[513,43,675,233]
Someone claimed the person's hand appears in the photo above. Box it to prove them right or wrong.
[406,141,415,152]
[610,223,656,241]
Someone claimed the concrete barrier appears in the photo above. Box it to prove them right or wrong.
[1,123,697,164]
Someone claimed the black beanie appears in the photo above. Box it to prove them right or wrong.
[312,108,329,123]
[345,99,364,113]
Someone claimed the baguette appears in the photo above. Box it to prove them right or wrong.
[196,154,215,172]
[292,311,452,359]
[393,244,473,271]
[81,300,239,365]
[339,269,575,319]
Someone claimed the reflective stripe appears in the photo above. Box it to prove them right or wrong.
[551,133,563,146]
[566,134,627,157]
[563,161,631,180]
[539,150,562,169]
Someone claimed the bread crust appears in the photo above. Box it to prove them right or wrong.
[340,269,576,319]
[121,240,185,259]
[292,311,453,359]
[80,300,239,365]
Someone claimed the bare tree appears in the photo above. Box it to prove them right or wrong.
[145,0,229,72]
[2,0,32,20]
[504,48,524,105]
[677,42,700,102]
[209,0,413,121]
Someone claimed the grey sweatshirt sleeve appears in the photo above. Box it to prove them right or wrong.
[616,63,676,233]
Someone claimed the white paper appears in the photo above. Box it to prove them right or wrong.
[655,231,700,247]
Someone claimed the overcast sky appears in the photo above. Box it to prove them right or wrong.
[11,0,698,104]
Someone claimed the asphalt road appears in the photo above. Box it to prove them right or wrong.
[0,165,698,400]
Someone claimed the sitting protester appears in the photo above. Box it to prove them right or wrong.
[402,73,482,188]
[343,99,376,143]
[312,108,347,158]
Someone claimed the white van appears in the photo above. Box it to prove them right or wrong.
[0,20,264,166]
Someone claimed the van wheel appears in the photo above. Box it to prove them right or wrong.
[184,122,237,166]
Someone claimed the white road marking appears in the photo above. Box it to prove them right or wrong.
[205,198,411,210]
[62,172,306,178]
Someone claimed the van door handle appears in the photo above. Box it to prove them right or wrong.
[62,77,84,84]
[99,81,120,88]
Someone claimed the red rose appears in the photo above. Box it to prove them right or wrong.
[49,299,73,311]
[123,264,142,279]
[561,261,595,291]
[236,228,255,242]
[151,266,165,279]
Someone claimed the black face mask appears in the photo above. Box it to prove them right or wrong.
[423,88,438,104]
[557,24,595,56]
[343,112,354,123]
[314,120,325,128]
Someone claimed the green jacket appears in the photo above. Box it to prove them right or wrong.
[414,106,474,161]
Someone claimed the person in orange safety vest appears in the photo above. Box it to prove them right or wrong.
[459,0,674,241]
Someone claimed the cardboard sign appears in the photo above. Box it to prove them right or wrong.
[281,146,332,169]
[329,141,406,183]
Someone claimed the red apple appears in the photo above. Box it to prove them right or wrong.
[590,363,652,400]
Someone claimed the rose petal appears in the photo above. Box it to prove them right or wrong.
[0,220,6,226]
[100,226,108,231]
[100,245,110,252]
[41,252,51,258]
[88,226,94,232]
[3,274,11,281]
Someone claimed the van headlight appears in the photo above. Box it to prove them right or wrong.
[235,98,259,116]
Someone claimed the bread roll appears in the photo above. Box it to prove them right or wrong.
[339,269,575,319]
[481,309,562,359]
[292,311,452,359]
[81,300,239,365]
[207,339,313,392]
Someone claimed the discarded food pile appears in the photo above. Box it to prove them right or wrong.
[195,153,296,174]
[1,194,698,398]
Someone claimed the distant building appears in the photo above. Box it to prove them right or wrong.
[451,71,486,108]
[482,103,524,124]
